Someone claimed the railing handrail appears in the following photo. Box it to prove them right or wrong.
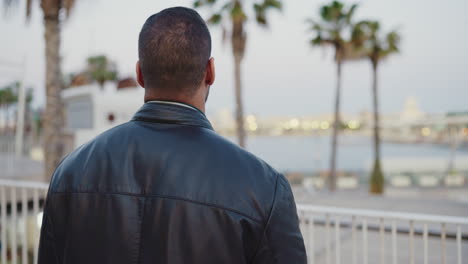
[297,204,468,225]
[0,179,49,190]
[0,179,467,225]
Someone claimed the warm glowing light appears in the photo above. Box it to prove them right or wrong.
[348,120,360,129]
[245,115,258,131]
[246,115,256,123]
[248,123,258,131]
[290,118,300,128]
[463,128,468,136]
[320,121,330,130]
[421,127,431,136]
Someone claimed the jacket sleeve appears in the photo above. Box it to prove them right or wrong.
[38,194,59,264]
[252,174,307,264]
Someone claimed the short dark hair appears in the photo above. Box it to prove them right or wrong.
[138,7,211,95]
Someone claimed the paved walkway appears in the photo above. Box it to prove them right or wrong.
[293,186,468,217]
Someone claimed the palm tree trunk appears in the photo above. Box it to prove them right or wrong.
[43,11,64,180]
[329,59,342,192]
[232,18,246,148]
[370,61,384,194]
[372,62,381,163]
[233,54,245,148]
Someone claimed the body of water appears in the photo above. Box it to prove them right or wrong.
[237,135,468,173]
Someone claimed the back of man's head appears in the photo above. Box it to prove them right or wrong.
[138,7,211,95]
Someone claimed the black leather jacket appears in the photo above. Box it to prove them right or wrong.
[39,102,306,264]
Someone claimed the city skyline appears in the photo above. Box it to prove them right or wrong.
[1,0,467,116]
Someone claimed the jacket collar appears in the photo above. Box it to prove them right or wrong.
[132,101,214,131]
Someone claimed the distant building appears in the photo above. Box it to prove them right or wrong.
[62,83,143,148]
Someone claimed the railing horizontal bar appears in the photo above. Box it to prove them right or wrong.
[0,179,49,189]
[297,204,468,225]
[300,217,468,240]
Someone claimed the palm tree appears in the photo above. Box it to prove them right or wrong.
[193,0,282,148]
[352,20,400,194]
[307,1,357,191]
[3,0,76,179]
[86,55,118,88]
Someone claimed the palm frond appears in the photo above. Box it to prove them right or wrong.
[319,5,331,21]
[193,0,218,8]
[207,13,222,24]
[253,0,282,27]
[383,30,400,55]
[353,19,401,61]
[308,1,359,54]
[193,0,203,8]
[230,1,247,21]
[345,3,358,24]
[253,3,265,25]
[310,35,323,46]
[263,0,282,10]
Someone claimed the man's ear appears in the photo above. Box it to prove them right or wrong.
[205,57,215,86]
[136,61,145,88]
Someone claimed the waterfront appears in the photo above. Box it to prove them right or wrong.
[240,135,468,173]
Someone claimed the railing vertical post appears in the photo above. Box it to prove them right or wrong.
[441,223,446,264]
[351,216,357,264]
[363,218,368,264]
[21,187,28,264]
[33,188,39,264]
[456,225,461,264]
[335,216,341,264]
[392,220,397,264]
[0,185,7,264]
[409,220,414,264]
[11,187,17,264]
[423,223,428,264]
[380,218,385,264]
[308,215,315,264]
[326,214,331,264]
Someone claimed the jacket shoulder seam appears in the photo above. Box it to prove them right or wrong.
[49,191,262,224]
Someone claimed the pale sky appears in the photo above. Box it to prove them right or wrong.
[1,0,467,117]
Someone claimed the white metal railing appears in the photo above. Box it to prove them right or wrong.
[0,179,49,264]
[297,204,468,264]
[1,179,467,264]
